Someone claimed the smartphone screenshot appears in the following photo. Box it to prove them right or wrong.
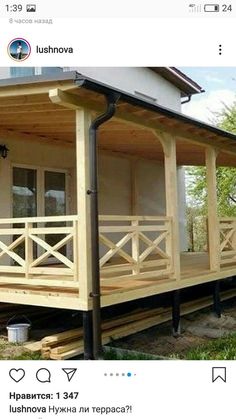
[0,1,235,417]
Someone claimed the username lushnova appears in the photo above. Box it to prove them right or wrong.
[36,45,74,54]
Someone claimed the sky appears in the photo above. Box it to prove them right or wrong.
[180,67,236,124]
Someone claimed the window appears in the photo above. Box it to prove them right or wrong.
[10,67,63,78]
[10,67,35,78]
[41,67,63,74]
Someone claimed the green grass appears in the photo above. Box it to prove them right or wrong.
[173,333,236,360]
[7,352,44,360]
[103,334,236,360]
[0,339,44,360]
[103,348,160,360]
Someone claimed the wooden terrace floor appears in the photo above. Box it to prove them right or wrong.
[0,252,235,309]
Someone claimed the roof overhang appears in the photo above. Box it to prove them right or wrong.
[150,67,204,97]
[0,72,235,166]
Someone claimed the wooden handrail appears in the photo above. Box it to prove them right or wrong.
[99,215,174,281]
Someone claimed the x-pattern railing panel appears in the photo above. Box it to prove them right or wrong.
[99,216,173,281]
[219,218,236,265]
[0,216,79,285]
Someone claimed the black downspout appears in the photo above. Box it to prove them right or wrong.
[172,289,181,336]
[181,95,192,105]
[213,280,221,318]
[88,93,120,360]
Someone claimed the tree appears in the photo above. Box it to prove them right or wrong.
[186,100,236,250]
[186,101,236,217]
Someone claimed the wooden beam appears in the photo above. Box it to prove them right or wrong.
[130,158,138,215]
[76,109,93,306]
[49,88,88,110]
[158,132,181,281]
[205,146,220,271]
[0,128,72,148]
[0,81,76,98]
[50,89,93,308]
[49,89,236,158]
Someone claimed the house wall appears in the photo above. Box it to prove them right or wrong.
[0,138,76,219]
[0,66,187,250]
[71,67,182,111]
[98,153,187,251]
[0,67,181,111]
[0,138,187,257]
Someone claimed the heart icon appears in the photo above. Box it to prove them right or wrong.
[9,368,25,383]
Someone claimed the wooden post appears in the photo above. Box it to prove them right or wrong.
[76,109,93,307]
[25,222,33,279]
[132,219,140,275]
[73,219,79,282]
[158,132,181,281]
[205,147,220,271]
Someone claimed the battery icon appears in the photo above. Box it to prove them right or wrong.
[204,4,220,12]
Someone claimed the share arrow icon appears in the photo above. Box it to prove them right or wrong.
[62,368,77,382]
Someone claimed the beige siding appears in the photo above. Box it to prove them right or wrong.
[0,138,187,252]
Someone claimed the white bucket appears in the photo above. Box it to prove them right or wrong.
[7,323,30,343]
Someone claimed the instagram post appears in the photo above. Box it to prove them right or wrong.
[1,1,236,418]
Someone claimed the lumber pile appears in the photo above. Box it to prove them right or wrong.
[24,288,236,360]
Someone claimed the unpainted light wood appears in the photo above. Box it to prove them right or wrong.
[75,109,93,302]
[157,132,180,281]
[99,216,172,281]
[206,147,220,271]
[219,218,236,266]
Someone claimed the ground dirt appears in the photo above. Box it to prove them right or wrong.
[111,299,236,358]
[1,299,236,359]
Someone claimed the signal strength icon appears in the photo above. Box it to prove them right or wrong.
[189,4,202,12]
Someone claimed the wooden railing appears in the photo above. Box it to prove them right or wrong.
[0,215,79,288]
[99,216,173,282]
[219,218,236,266]
[0,214,174,288]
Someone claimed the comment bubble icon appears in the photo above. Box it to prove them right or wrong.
[36,368,51,383]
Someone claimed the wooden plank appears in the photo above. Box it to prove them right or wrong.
[42,328,82,344]
[0,235,26,267]
[29,227,73,234]
[0,266,25,273]
[99,215,172,222]
[73,220,79,282]
[0,81,76,98]
[131,220,140,274]
[139,231,169,262]
[29,235,74,269]
[101,258,170,274]
[100,268,171,283]
[131,159,138,215]
[28,268,73,276]
[23,341,42,353]
[25,222,33,280]
[76,108,92,304]
[48,287,236,359]
[0,229,25,235]
[157,132,180,281]
[0,277,79,287]
[0,215,77,224]
[206,147,220,271]
[99,225,168,233]
[99,233,135,267]
[139,231,169,260]
[30,233,73,268]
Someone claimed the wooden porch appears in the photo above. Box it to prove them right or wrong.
[0,73,236,313]
[0,214,235,310]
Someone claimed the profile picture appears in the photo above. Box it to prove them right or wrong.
[8,38,31,61]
